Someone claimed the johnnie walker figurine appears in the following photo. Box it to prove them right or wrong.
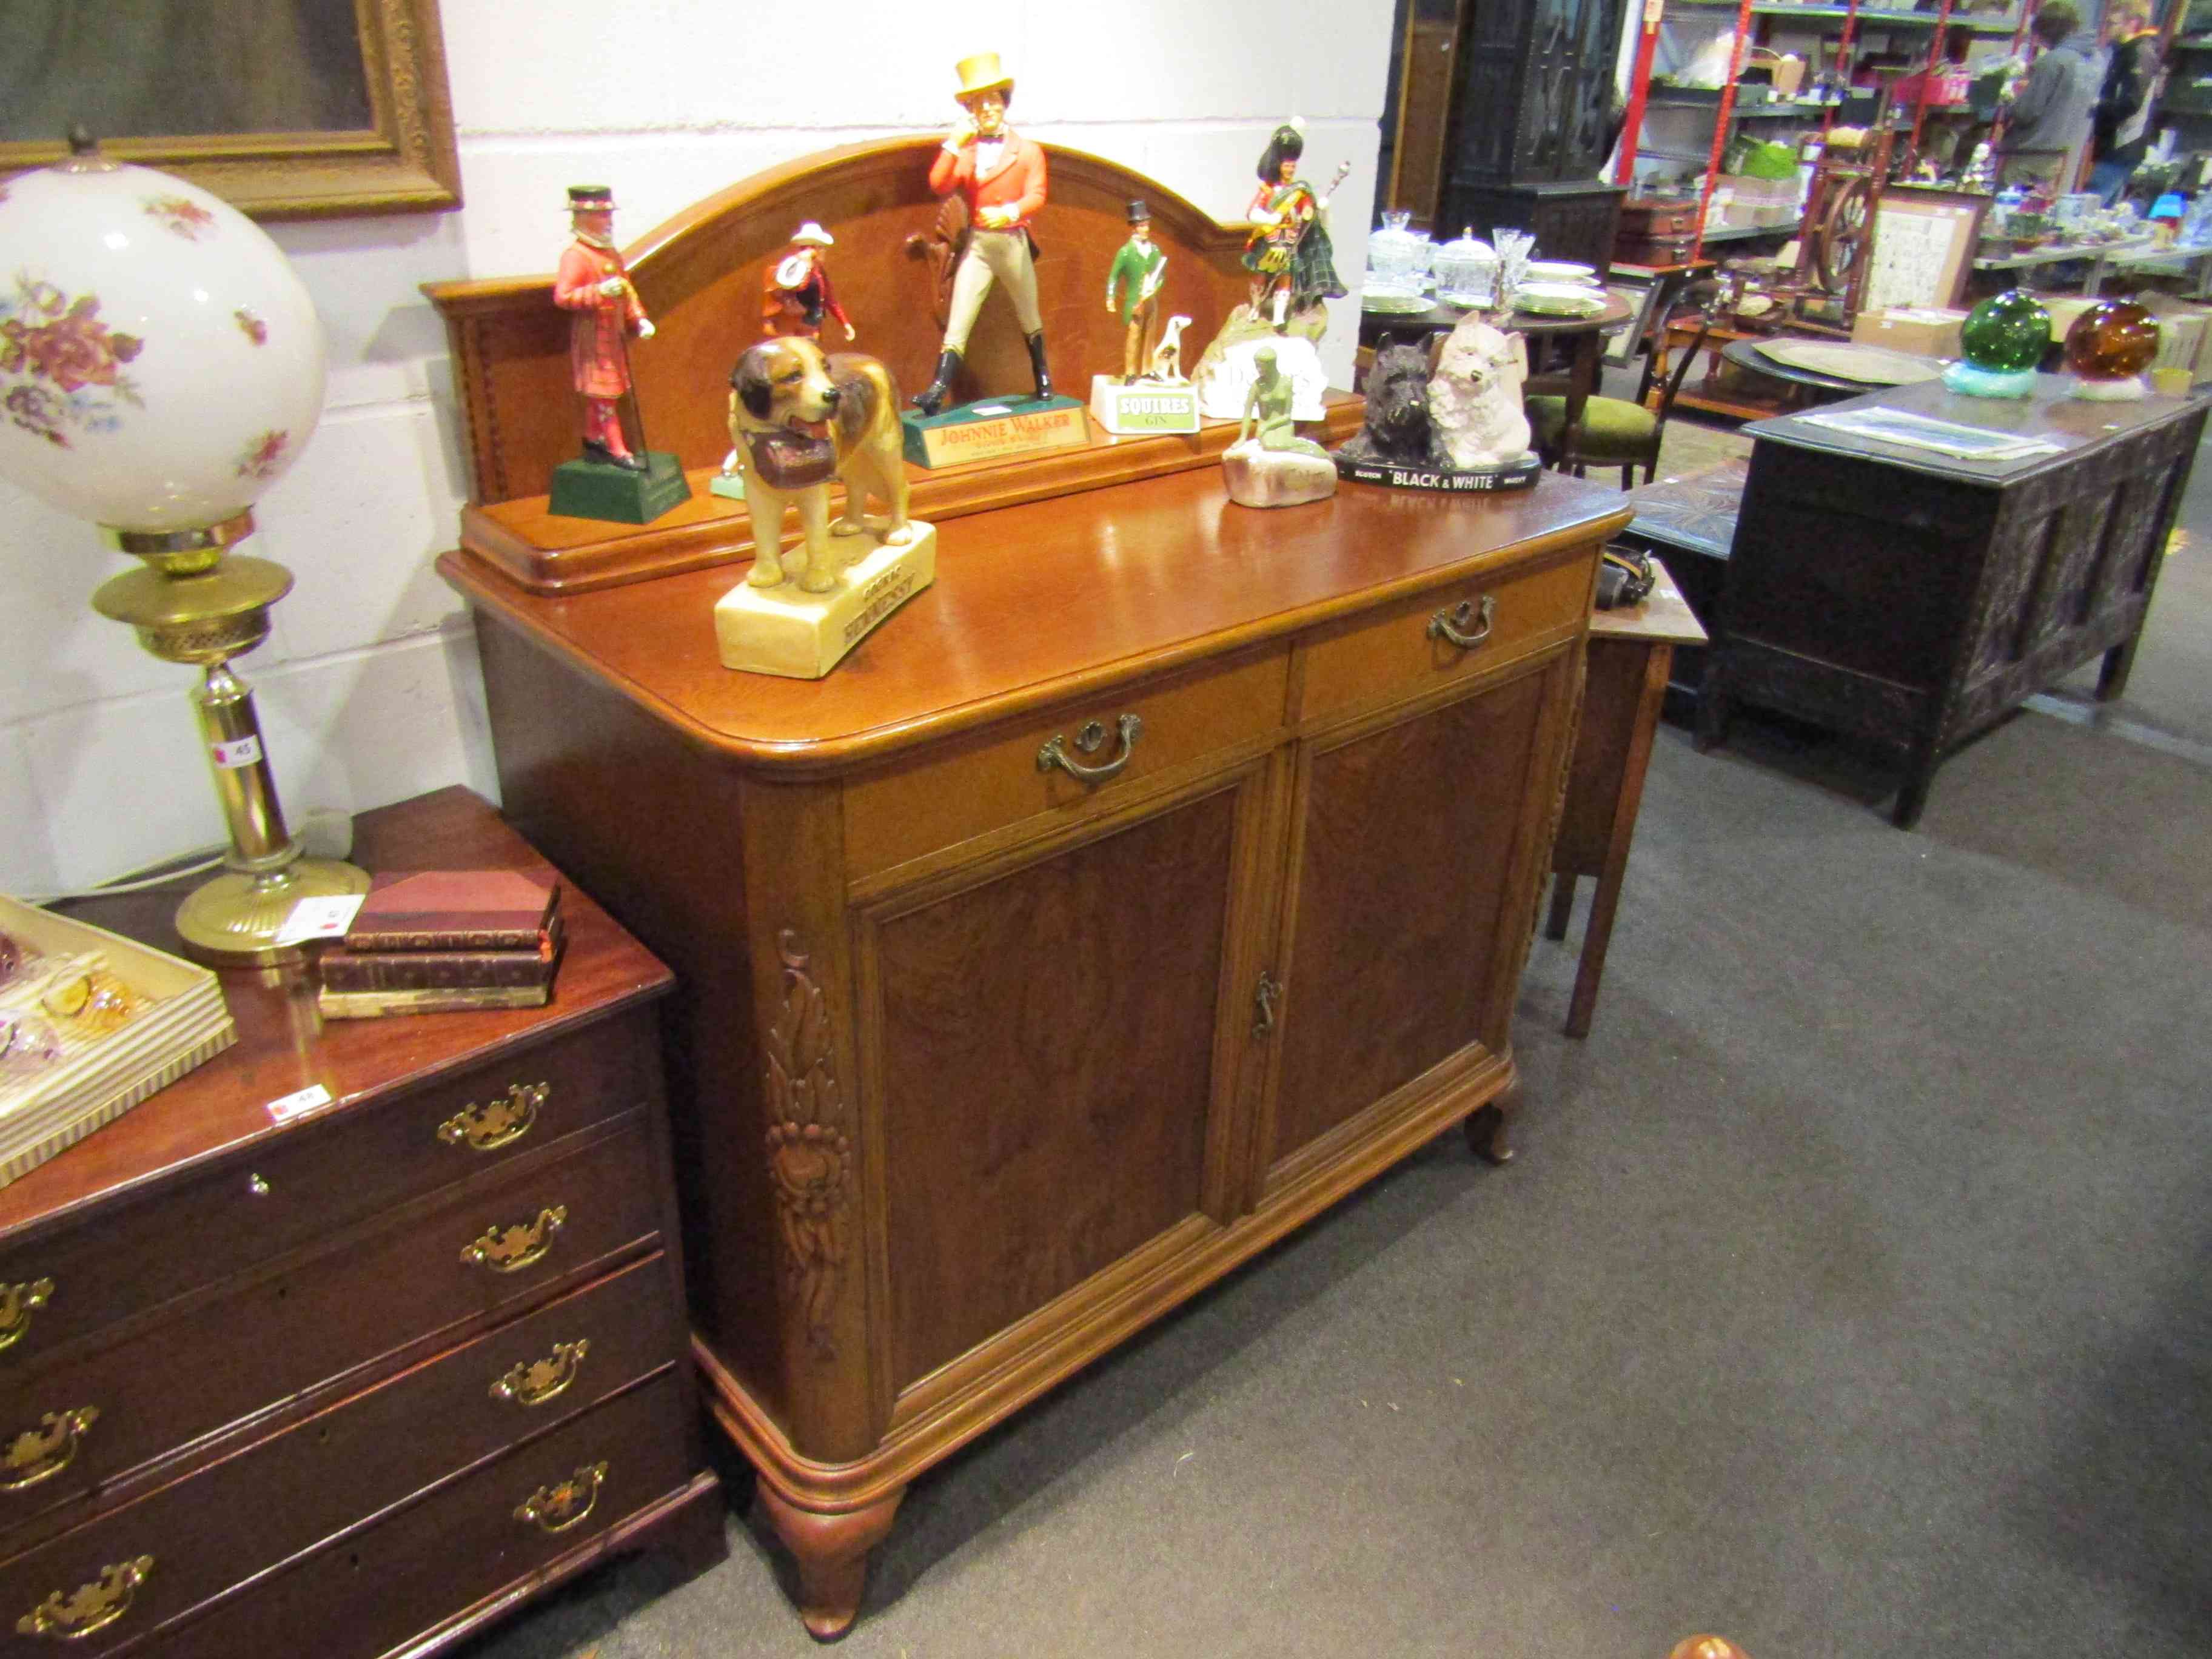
[1222,344,1336,508]
[763,222,855,343]
[914,51,1053,414]
[900,52,1090,467]
[1088,198,1201,436]
[546,184,691,523]
[1105,200,1167,384]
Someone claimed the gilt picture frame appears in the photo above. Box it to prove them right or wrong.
[0,0,460,221]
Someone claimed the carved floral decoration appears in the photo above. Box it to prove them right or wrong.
[0,274,143,447]
[763,928,851,1359]
[143,195,217,241]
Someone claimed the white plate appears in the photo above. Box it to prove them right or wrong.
[1513,282,1607,317]
[1526,261,1598,284]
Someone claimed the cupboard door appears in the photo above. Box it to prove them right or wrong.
[1263,657,1562,1181]
[859,774,1267,1398]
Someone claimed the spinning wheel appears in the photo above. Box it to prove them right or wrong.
[1814,174,1875,296]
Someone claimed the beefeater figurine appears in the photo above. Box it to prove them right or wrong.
[553,184,655,471]
[912,51,1054,415]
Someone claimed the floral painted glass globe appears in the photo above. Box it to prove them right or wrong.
[1960,290,2050,373]
[2063,299,2159,400]
[0,137,326,532]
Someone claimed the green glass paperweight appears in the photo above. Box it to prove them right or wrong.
[1944,289,2049,398]
[2064,300,2159,401]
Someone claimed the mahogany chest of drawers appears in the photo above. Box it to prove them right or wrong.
[0,787,722,1657]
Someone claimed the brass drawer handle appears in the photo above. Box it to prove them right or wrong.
[459,1206,568,1274]
[16,1555,152,1641]
[489,1338,591,1408]
[0,1278,53,1355]
[2,1407,98,1492]
[514,1461,608,1535]
[1037,712,1144,785]
[439,1082,548,1152]
[1427,595,1496,651]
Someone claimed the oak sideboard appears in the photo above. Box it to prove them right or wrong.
[440,464,1631,1636]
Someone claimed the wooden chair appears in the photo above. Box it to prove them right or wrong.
[1527,293,1718,490]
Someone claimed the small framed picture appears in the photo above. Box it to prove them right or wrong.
[1601,275,1660,367]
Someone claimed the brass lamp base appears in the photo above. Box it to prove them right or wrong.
[93,512,370,968]
[176,857,372,968]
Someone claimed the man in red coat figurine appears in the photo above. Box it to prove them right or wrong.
[554,184,656,471]
[762,222,856,341]
[913,52,1052,415]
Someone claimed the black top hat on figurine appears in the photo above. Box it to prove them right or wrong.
[1126,199,1149,223]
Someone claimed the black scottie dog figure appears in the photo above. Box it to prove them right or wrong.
[1336,333,1443,468]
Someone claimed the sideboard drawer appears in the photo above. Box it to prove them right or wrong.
[843,648,1290,879]
[1294,549,1595,722]
[144,1372,695,1659]
[0,1258,680,1648]
[0,1118,662,1543]
[0,1011,656,1371]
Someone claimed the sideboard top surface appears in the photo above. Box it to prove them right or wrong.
[1744,377,2212,484]
[0,787,671,1245]
[441,468,1633,770]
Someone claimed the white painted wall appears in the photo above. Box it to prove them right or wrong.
[1,0,1393,896]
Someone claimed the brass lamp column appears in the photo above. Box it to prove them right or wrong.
[92,514,367,965]
[0,136,367,964]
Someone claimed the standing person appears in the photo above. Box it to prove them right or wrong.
[1104,200,1167,384]
[2091,0,2162,205]
[553,184,655,472]
[1997,0,2100,193]
[913,51,1053,415]
[1241,124,1350,331]
[762,223,856,342]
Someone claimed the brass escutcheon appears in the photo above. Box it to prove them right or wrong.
[16,1555,152,1641]
[459,1207,568,1273]
[1,1408,98,1492]
[438,1081,549,1152]
[514,1461,608,1535]
[489,1338,591,1408]
[0,1279,54,1355]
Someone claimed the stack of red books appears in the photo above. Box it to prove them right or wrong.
[315,870,564,1018]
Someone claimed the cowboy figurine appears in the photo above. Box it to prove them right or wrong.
[552,184,655,471]
[914,50,1053,415]
[1104,200,1167,385]
[763,222,855,341]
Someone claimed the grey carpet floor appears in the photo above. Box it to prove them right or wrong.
[458,427,2212,1659]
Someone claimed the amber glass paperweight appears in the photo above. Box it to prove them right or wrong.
[2063,300,2159,401]
[1944,289,2049,398]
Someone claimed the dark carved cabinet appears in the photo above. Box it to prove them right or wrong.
[1436,0,1632,267]
[1700,380,2207,825]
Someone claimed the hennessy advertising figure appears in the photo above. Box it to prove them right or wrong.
[548,184,691,523]
[1104,200,1167,384]
[763,223,855,342]
[913,52,1053,415]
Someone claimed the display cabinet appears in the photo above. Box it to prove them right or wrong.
[428,144,1634,1638]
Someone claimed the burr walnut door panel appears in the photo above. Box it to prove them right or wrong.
[858,773,1269,1399]
[1262,657,1560,1184]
